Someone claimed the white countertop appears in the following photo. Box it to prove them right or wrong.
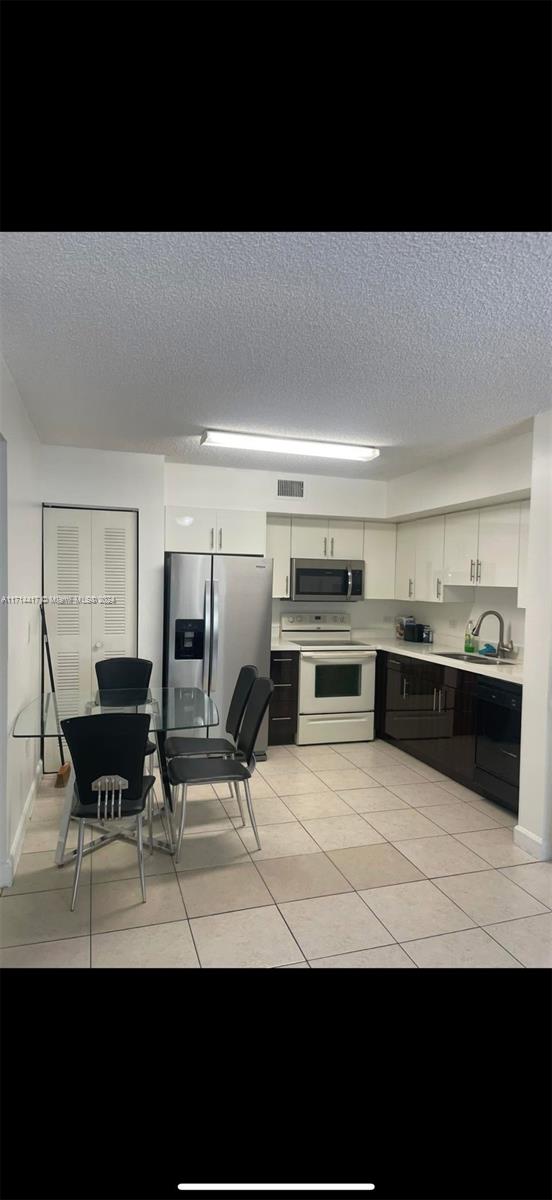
[271,628,524,685]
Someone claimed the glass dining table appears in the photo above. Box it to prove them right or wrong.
[13,687,220,866]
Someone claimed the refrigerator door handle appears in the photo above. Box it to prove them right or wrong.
[203,579,212,693]
[211,579,220,691]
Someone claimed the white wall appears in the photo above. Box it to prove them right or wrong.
[386,431,532,519]
[0,359,42,886]
[165,462,387,519]
[516,410,552,859]
[40,446,166,684]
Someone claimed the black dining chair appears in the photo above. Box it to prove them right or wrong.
[168,676,274,861]
[61,713,155,911]
[95,657,158,849]
[164,664,258,810]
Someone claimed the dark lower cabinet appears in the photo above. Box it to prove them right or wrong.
[377,651,521,813]
[268,650,299,744]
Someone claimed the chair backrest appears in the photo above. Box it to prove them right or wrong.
[225,664,258,740]
[95,657,153,707]
[236,677,274,766]
[61,713,151,805]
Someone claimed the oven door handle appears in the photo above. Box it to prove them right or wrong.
[346,567,353,599]
[301,652,376,663]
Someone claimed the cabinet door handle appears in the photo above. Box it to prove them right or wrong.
[469,559,475,582]
[285,574,289,596]
[401,678,408,699]
[408,577,414,598]
[476,559,481,582]
[436,577,442,599]
[218,527,223,550]
[389,659,402,666]
[331,536,334,557]
[274,683,292,688]
[438,688,443,713]
[432,687,437,711]
[274,657,293,662]
[271,716,291,722]
[210,527,215,550]
[498,747,518,759]
[323,536,327,556]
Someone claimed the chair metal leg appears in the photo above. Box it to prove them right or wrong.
[243,779,261,850]
[176,783,188,863]
[70,820,86,911]
[136,814,146,902]
[147,789,154,854]
[233,781,247,827]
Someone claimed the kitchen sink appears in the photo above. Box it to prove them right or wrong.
[430,652,510,666]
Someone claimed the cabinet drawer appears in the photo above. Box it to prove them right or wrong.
[270,654,298,685]
[270,684,296,719]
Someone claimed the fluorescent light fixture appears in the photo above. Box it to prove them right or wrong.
[200,430,379,463]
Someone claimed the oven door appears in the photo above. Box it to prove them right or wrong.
[299,650,376,714]
[291,559,364,601]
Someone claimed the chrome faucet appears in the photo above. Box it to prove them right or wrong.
[471,610,514,657]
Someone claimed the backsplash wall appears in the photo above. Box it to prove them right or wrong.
[272,587,525,653]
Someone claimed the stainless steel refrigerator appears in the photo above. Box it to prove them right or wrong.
[163,552,273,753]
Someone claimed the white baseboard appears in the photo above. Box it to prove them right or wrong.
[0,758,43,887]
[514,823,552,861]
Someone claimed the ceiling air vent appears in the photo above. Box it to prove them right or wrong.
[277,479,304,499]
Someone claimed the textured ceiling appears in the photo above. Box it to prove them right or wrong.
[0,231,550,479]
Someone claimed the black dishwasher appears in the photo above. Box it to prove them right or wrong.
[474,678,522,813]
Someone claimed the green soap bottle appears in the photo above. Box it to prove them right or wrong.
[464,619,475,653]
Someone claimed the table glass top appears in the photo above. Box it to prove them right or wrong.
[12,688,219,738]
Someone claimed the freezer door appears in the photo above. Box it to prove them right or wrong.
[211,556,273,752]
[164,553,212,741]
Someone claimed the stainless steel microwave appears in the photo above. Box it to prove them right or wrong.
[290,559,365,601]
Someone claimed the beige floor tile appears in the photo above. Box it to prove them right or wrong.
[191,904,304,968]
[0,887,90,946]
[365,765,432,787]
[455,828,535,868]
[279,892,393,959]
[264,771,331,798]
[500,863,552,907]
[332,740,396,763]
[177,863,273,917]
[228,794,296,827]
[405,927,522,968]
[89,840,175,884]
[417,803,501,834]
[337,787,410,814]
[398,761,449,783]
[384,782,463,807]
[239,821,320,860]
[462,797,517,826]
[301,814,385,851]
[214,776,277,801]
[29,797,67,823]
[484,913,552,967]
[394,835,490,877]
[435,870,548,925]
[187,784,217,800]
[278,961,310,968]
[256,852,352,902]
[310,945,416,969]
[312,767,379,791]
[22,815,87,854]
[0,936,90,968]
[328,843,424,890]
[359,879,475,941]
[258,759,314,780]
[92,920,199,967]
[174,830,250,872]
[180,799,233,836]
[365,808,444,841]
[281,791,355,820]
[287,748,351,769]
[264,746,297,762]
[91,872,186,934]
[8,851,89,894]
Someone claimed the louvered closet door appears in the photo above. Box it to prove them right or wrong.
[43,508,92,770]
[90,510,137,676]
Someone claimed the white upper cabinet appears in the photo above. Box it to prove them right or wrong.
[363,523,397,599]
[477,502,521,588]
[443,509,480,586]
[266,515,291,597]
[328,518,364,560]
[414,515,445,602]
[290,516,363,559]
[165,506,266,555]
[215,509,266,555]
[291,517,331,559]
[395,522,417,600]
[516,500,530,608]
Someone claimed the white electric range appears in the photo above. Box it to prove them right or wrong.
[281,613,377,744]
